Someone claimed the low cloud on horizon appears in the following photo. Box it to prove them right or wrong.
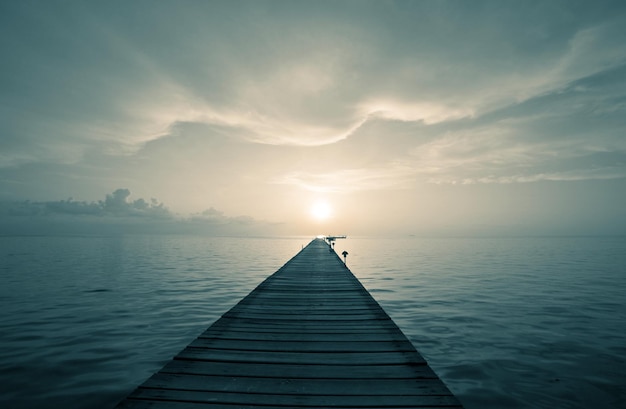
[0,189,278,236]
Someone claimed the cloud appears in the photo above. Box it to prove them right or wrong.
[0,189,172,219]
[271,53,626,190]
[0,189,274,236]
[274,166,417,193]
[359,99,474,125]
[101,188,170,218]
[355,60,626,186]
[9,1,625,166]
[427,167,626,185]
[190,207,255,226]
[128,4,626,167]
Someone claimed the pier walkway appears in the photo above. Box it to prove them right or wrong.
[116,238,463,408]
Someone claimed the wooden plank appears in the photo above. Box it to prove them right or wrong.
[206,319,394,327]
[189,338,415,353]
[140,373,454,395]
[115,238,463,408]
[188,338,417,352]
[201,324,404,334]
[161,360,438,379]
[177,347,426,365]
[198,329,409,341]
[228,304,380,311]
[240,293,372,298]
[214,317,401,328]
[221,312,390,320]
[128,388,462,407]
[118,400,461,409]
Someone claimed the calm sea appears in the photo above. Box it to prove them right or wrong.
[0,235,624,408]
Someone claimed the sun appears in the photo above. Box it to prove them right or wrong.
[310,200,332,221]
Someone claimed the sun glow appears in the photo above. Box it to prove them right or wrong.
[310,200,332,221]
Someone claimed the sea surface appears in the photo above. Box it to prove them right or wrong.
[0,235,624,408]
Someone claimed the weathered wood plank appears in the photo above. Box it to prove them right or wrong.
[214,317,401,328]
[188,338,417,352]
[140,373,454,395]
[221,312,391,320]
[118,400,461,409]
[201,324,404,334]
[161,360,437,379]
[161,359,437,379]
[229,303,378,310]
[177,347,426,365]
[198,329,409,341]
[128,388,462,407]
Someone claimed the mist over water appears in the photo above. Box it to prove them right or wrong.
[1,235,625,408]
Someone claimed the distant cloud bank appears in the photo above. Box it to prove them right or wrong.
[4,189,171,219]
[0,189,277,236]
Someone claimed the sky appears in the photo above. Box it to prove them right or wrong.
[1,0,625,237]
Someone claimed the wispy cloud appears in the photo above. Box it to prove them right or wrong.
[274,166,416,193]
[359,99,474,125]
[427,168,626,185]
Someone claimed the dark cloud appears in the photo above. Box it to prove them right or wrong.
[0,189,271,236]
[0,189,171,219]
[101,188,170,218]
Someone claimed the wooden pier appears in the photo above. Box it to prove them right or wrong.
[116,238,463,408]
